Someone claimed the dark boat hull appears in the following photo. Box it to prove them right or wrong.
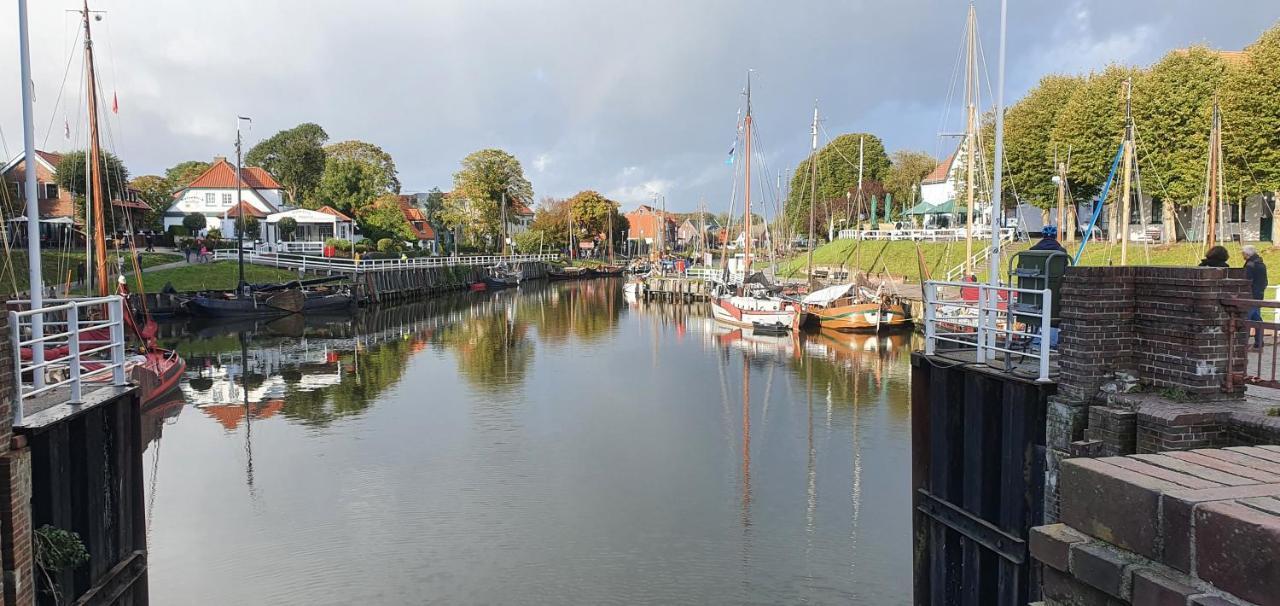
[483,277,520,289]
[304,293,354,311]
[186,295,294,317]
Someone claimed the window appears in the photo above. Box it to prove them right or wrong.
[204,193,216,207]
[222,193,232,207]
[44,183,58,199]
[1150,198,1162,225]
[1230,201,1244,223]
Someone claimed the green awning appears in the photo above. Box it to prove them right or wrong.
[904,200,958,215]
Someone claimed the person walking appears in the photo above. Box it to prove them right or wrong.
[1030,225,1067,253]
[1243,245,1269,349]
[1199,245,1230,267]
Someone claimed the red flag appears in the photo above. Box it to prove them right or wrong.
[112,92,119,114]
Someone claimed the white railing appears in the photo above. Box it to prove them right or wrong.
[922,279,1054,382]
[8,295,128,424]
[211,250,560,274]
[943,229,1018,282]
[272,241,325,254]
[837,227,1016,242]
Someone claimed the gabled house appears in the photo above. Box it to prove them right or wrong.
[397,195,437,250]
[676,215,719,248]
[263,205,354,252]
[625,204,676,249]
[734,222,771,249]
[1,150,151,235]
[162,156,283,234]
[509,198,534,235]
[920,146,961,207]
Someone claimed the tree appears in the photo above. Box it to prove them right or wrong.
[527,197,570,250]
[997,75,1085,211]
[241,215,261,240]
[444,149,533,249]
[1052,65,1139,238]
[277,216,298,241]
[884,150,937,210]
[356,193,414,243]
[324,140,400,194]
[565,190,621,243]
[420,187,446,227]
[164,160,210,190]
[1136,48,1228,239]
[54,150,130,200]
[1223,23,1280,195]
[129,175,171,229]
[182,212,207,234]
[784,133,891,234]
[244,123,329,205]
[315,157,392,216]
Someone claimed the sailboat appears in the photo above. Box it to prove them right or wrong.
[74,1,185,404]
[710,73,806,333]
[799,104,911,332]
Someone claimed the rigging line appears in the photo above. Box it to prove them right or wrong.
[41,27,84,150]
[0,124,8,161]
[936,16,970,162]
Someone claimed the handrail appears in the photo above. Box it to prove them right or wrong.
[922,279,1054,382]
[8,295,128,424]
[211,250,560,274]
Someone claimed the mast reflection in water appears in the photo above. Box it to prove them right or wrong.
[143,280,912,604]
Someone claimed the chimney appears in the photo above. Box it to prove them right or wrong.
[213,155,227,163]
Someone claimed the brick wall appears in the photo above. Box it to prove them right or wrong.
[1033,450,1280,606]
[0,320,31,606]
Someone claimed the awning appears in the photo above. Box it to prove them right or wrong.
[7,216,75,224]
[802,283,854,306]
[904,200,958,215]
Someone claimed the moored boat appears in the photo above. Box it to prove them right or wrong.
[802,283,912,332]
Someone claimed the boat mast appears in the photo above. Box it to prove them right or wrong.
[82,0,109,296]
[18,0,45,381]
[743,72,753,274]
[501,191,508,256]
[807,102,819,286]
[1204,98,1222,251]
[608,202,615,264]
[1119,78,1135,265]
[235,118,246,293]
[963,2,978,276]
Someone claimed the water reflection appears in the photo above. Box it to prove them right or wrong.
[144,279,913,605]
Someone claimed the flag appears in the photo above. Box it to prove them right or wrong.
[726,141,735,165]
[63,116,70,140]
[112,92,118,114]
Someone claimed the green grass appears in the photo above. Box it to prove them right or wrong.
[777,239,1280,283]
[0,251,181,295]
[138,261,302,292]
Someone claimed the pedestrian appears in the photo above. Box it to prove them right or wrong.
[199,243,209,263]
[1030,225,1067,253]
[1243,245,1268,349]
[145,231,154,252]
[183,240,192,263]
[1199,245,1229,268]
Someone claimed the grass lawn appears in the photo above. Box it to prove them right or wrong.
[0,251,181,295]
[776,239,1280,283]
[138,261,302,292]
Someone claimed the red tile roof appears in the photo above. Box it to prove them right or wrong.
[111,197,151,211]
[224,201,266,218]
[35,150,63,168]
[922,150,955,184]
[395,195,436,240]
[184,158,282,190]
[316,205,352,221]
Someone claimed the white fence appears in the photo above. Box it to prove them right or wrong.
[8,296,128,423]
[211,250,561,274]
[272,241,325,254]
[922,279,1054,382]
[837,227,1015,242]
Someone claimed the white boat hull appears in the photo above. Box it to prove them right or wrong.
[710,295,803,330]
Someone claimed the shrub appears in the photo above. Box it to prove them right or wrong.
[181,212,206,234]
[354,243,371,254]
[167,225,189,238]
[206,228,223,241]
[325,237,353,252]
[376,238,397,253]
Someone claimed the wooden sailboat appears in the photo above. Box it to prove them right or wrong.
[76,1,185,403]
[710,73,805,332]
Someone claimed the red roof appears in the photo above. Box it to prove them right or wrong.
[111,197,151,211]
[316,205,352,221]
[224,201,266,218]
[36,150,63,168]
[922,150,955,184]
[184,158,282,190]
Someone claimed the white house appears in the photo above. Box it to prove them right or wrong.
[920,146,961,207]
[262,206,355,253]
[162,156,284,233]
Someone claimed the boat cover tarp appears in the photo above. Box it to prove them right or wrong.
[802,283,855,306]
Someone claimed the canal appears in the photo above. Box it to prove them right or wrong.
[143,279,913,605]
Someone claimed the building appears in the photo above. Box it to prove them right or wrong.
[162,156,283,234]
[625,204,676,252]
[262,206,355,252]
[1,150,152,239]
[397,195,437,251]
[676,215,719,248]
[919,147,960,207]
[733,222,771,249]
[509,198,534,235]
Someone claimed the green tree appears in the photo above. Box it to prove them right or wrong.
[182,212,207,234]
[241,215,261,239]
[129,174,171,229]
[324,140,400,194]
[244,122,329,205]
[54,150,130,199]
[356,193,414,243]
[315,157,391,216]
[277,216,298,241]
[163,160,210,190]
[1223,23,1280,194]
[1135,48,1228,239]
[998,75,1085,211]
[565,190,620,243]
[1052,65,1139,238]
[785,133,890,233]
[420,187,446,227]
[444,149,533,249]
[884,150,937,210]
[527,197,570,250]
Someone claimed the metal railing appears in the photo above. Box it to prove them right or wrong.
[272,241,325,254]
[1223,298,1280,391]
[8,295,128,424]
[943,229,1018,282]
[837,227,1015,242]
[922,279,1054,382]
[211,250,560,274]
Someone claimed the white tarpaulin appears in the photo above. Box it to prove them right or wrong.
[802,283,854,306]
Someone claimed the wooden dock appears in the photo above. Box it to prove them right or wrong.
[640,276,712,302]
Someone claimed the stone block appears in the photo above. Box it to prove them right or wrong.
[1060,458,1179,561]
[1068,541,1130,598]
[1030,523,1088,572]
[1161,482,1280,573]
[1130,568,1198,606]
[1193,500,1280,605]
[1041,566,1127,606]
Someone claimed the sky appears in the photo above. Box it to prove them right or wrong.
[1,0,1275,213]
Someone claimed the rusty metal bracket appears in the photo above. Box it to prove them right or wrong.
[916,489,1026,564]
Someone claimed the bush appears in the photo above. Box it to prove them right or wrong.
[354,243,371,254]
[325,237,353,252]
[182,212,206,234]
[206,228,223,241]
[167,225,189,238]
[376,238,398,253]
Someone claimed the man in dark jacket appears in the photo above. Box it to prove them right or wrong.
[1030,225,1066,253]
[1243,245,1268,348]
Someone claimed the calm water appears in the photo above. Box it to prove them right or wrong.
[144,280,914,605]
